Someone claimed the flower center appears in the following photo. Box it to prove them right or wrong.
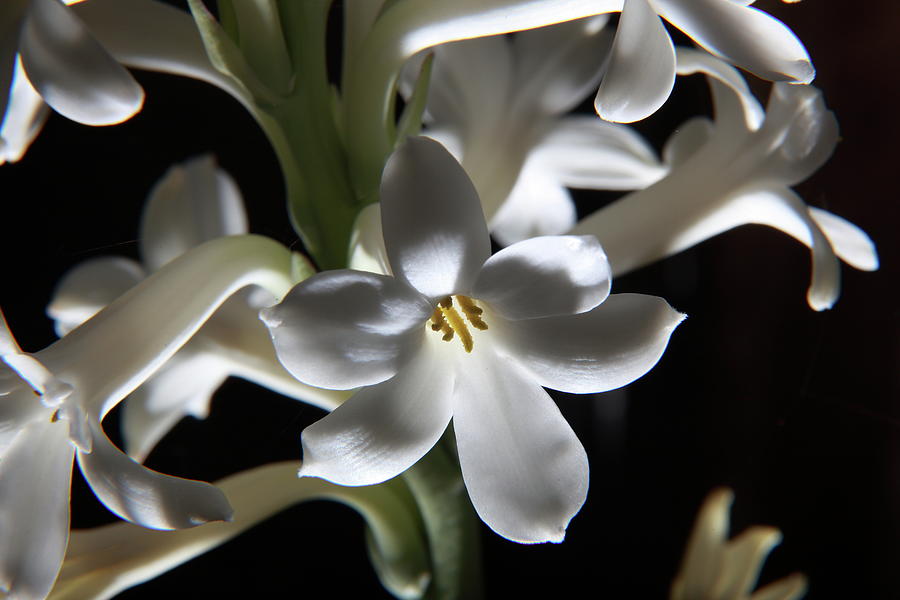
[428,295,488,353]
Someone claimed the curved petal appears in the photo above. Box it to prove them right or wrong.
[140,155,247,271]
[751,573,809,600]
[594,0,675,123]
[0,420,73,600]
[348,203,391,276]
[672,487,732,598]
[260,269,432,390]
[719,526,782,598]
[474,236,611,320]
[676,48,764,133]
[47,256,145,337]
[76,419,233,530]
[381,137,491,299]
[653,0,814,84]
[490,163,577,246]
[495,293,684,394]
[299,340,454,486]
[809,207,879,272]
[19,0,144,125]
[1,58,50,165]
[662,116,714,168]
[71,0,247,104]
[537,114,666,190]
[121,351,229,462]
[452,346,588,543]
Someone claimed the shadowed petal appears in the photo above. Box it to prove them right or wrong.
[260,269,432,390]
[19,0,144,125]
[1,58,50,165]
[141,155,247,272]
[495,293,684,393]
[299,340,454,486]
[595,0,675,123]
[0,421,73,600]
[490,165,576,246]
[452,346,588,543]
[474,236,611,320]
[77,420,233,530]
[381,137,491,299]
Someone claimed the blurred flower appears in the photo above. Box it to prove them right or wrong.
[262,137,684,543]
[574,50,878,310]
[671,488,807,600]
[48,155,346,462]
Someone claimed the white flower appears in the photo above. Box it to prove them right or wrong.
[573,50,878,310]
[0,227,300,599]
[261,137,684,543]
[595,0,814,122]
[47,155,346,462]
[402,17,666,246]
[671,488,807,600]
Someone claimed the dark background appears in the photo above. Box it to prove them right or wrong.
[0,1,897,597]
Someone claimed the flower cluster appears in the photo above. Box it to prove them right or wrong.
[0,1,881,599]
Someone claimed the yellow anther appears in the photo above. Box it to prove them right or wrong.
[428,295,487,353]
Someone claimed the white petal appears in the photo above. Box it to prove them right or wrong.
[121,351,229,462]
[594,0,675,123]
[76,419,233,529]
[490,163,577,246]
[809,207,879,272]
[536,115,666,190]
[474,236,611,319]
[348,203,391,275]
[381,137,491,299]
[299,341,453,486]
[140,155,247,272]
[260,270,431,390]
[19,0,144,125]
[71,0,246,104]
[653,0,814,84]
[0,421,73,600]
[495,293,684,393]
[452,347,588,543]
[1,58,50,165]
[675,47,764,132]
[511,16,613,115]
[47,256,145,337]
[662,116,714,168]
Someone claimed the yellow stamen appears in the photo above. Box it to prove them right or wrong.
[457,295,488,330]
[428,295,488,353]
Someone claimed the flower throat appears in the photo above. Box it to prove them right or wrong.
[429,295,488,353]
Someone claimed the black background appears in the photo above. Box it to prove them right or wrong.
[0,1,897,598]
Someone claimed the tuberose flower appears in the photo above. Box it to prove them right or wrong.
[573,50,878,310]
[261,136,684,543]
[47,155,347,461]
[671,488,807,600]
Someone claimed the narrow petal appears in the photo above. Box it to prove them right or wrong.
[719,526,782,598]
[495,293,684,394]
[348,203,391,275]
[490,163,577,246]
[76,419,233,529]
[121,351,229,462]
[653,0,814,84]
[47,257,145,337]
[1,58,50,165]
[19,0,144,125]
[672,487,732,599]
[260,270,431,390]
[299,341,454,486]
[809,207,879,272]
[751,573,809,600]
[594,0,675,123]
[53,463,428,600]
[474,236,611,320]
[675,47,764,132]
[0,421,73,600]
[536,114,666,190]
[452,346,588,543]
[381,137,491,299]
[140,155,248,271]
